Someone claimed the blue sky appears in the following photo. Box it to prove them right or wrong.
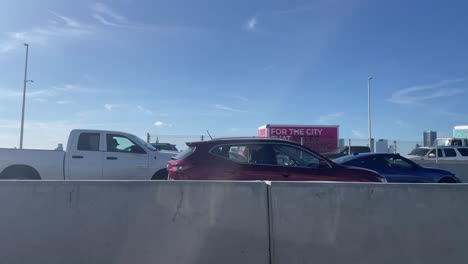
[1,0,468,149]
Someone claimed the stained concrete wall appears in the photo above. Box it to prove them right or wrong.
[1,181,468,264]
[269,182,468,264]
[0,181,270,264]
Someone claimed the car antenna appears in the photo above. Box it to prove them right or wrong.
[206,130,213,140]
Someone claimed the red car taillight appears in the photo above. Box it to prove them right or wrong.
[167,160,192,173]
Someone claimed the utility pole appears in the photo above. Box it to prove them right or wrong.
[367,77,373,152]
[20,43,32,149]
[146,133,150,143]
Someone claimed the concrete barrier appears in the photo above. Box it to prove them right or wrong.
[0,181,269,264]
[269,182,468,264]
[414,160,468,182]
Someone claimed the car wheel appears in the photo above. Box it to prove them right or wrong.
[439,177,456,183]
[151,169,168,180]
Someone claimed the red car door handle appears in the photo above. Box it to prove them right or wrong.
[224,169,235,174]
[282,172,290,177]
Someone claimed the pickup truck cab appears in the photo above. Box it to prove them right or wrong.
[406,146,468,161]
[0,129,174,180]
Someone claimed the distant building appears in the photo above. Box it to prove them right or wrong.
[388,145,395,154]
[369,138,375,152]
[423,131,437,147]
[338,139,345,148]
[376,139,388,153]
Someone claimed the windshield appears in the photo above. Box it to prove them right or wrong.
[133,135,157,151]
[333,155,356,164]
[408,148,430,156]
[335,147,347,153]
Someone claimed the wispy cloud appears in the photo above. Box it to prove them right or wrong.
[0,12,92,53]
[49,11,84,29]
[224,94,249,102]
[351,129,365,139]
[90,2,127,23]
[214,104,247,113]
[273,5,315,15]
[153,121,163,126]
[389,79,466,105]
[317,112,344,124]
[245,17,257,32]
[137,105,153,114]
[0,84,85,100]
[90,2,132,28]
[56,100,72,105]
[395,120,404,126]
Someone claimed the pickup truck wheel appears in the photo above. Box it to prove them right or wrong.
[152,169,168,180]
[0,165,41,180]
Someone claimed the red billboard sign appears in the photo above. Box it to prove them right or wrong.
[258,125,338,153]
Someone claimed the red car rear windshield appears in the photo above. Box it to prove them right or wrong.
[173,146,195,160]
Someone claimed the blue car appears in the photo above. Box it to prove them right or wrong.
[333,153,461,183]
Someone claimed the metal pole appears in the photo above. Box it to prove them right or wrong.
[368,77,373,152]
[348,139,351,155]
[19,43,30,149]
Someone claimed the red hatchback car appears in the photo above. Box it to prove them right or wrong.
[167,138,386,182]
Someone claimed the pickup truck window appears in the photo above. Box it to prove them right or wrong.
[443,149,457,157]
[107,134,146,154]
[457,148,468,157]
[77,133,100,151]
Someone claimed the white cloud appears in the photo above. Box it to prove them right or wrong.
[104,104,114,110]
[245,17,257,32]
[318,112,344,124]
[389,79,466,105]
[351,129,365,139]
[137,105,153,114]
[56,100,72,105]
[153,121,163,126]
[214,104,247,113]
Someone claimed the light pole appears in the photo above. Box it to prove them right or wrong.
[20,43,33,149]
[368,76,373,152]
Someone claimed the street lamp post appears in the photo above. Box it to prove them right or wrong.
[19,43,32,149]
[368,76,373,152]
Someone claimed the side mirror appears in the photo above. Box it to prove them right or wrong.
[428,153,436,158]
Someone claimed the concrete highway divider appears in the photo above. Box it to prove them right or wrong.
[0,181,270,264]
[0,180,467,263]
[269,182,468,264]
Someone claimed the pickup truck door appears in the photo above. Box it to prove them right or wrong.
[102,133,149,180]
[66,132,104,180]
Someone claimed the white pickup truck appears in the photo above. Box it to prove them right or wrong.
[0,129,175,180]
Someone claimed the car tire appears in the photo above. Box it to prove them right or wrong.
[151,169,168,180]
[439,177,456,183]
